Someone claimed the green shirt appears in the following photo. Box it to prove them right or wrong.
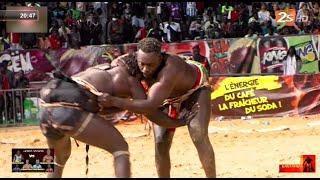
[70,9,81,20]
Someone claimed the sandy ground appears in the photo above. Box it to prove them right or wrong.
[1,115,320,178]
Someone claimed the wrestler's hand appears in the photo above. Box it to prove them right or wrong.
[98,93,114,108]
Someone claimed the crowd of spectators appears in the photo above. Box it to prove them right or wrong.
[0,60,29,124]
[0,2,319,51]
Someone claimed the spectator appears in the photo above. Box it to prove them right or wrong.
[122,15,135,43]
[32,159,43,170]
[239,3,250,27]
[221,19,233,38]
[21,33,37,49]
[69,25,81,49]
[78,12,90,46]
[132,14,145,30]
[64,12,76,28]
[264,26,279,37]
[38,34,51,50]
[0,62,12,123]
[48,30,61,50]
[170,2,182,22]
[271,2,280,12]
[258,3,271,35]
[13,70,29,122]
[135,26,147,43]
[186,2,197,19]
[192,45,210,73]
[283,46,302,75]
[58,22,71,48]
[52,2,66,21]
[97,7,108,44]
[163,16,182,42]
[180,18,189,40]
[89,16,102,45]
[69,2,81,20]
[144,13,153,29]
[189,17,202,40]
[0,60,14,90]
[221,2,234,21]
[108,2,119,19]
[10,32,22,50]
[206,21,222,39]
[49,20,60,34]
[296,2,311,26]
[248,12,259,24]
[231,5,240,23]
[312,2,320,22]
[156,2,163,22]
[245,27,258,38]
[147,19,163,41]
[107,14,124,44]
[123,3,132,20]
[22,159,32,170]
[0,34,10,51]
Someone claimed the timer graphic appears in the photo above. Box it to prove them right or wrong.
[0,10,39,21]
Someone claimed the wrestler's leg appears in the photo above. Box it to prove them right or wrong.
[46,136,71,178]
[153,122,175,178]
[68,113,130,178]
[39,108,71,178]
[186,87,216,177]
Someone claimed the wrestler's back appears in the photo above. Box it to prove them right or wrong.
[72,66,134,98]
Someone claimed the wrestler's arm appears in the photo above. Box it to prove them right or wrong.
[127,77,186,128]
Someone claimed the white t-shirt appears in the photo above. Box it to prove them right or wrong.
[157,2,164,15]
[186,2,197,17]
[258,10,271,23]
[58,27,71,37]
[164,22,181,42]
[189,21,202,32]
[248,17,258,24]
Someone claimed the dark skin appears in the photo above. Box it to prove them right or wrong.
[99,49,216,177]
[45,56,188,178]
[192,46,210,73]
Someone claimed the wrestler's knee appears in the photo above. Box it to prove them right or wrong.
[55,148,71,164]
[188,126,208,145]
[155,142,170,156]
[112,141,129,159]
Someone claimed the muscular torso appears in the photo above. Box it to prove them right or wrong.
[147,55,198,98]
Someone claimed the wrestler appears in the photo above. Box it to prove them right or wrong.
[99,38,216,178]
[39,53,190,178]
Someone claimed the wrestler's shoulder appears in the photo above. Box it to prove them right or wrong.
[166,55,187,71]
